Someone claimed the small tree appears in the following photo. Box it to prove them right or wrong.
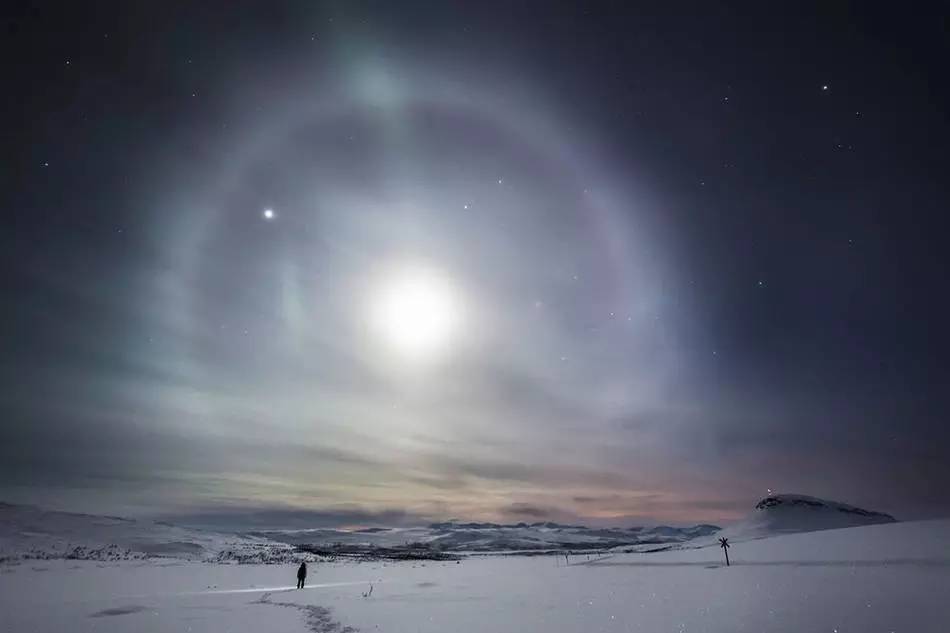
[719,537,730,566]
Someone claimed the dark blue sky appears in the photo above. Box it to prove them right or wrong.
[1,2,948,526]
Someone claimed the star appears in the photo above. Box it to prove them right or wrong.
[262,208,275,220]
[821,84,829,91]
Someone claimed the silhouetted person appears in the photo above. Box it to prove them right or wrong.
[296,562,307,589]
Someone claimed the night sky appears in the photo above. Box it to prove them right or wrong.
[2,2,949,528]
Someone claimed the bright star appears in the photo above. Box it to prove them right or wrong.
[262,208,275,220]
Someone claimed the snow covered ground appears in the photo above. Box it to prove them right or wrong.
[2,518,948,632]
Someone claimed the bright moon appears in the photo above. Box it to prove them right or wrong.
[371,268,461,360]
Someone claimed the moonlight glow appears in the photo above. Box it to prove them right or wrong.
[370,268,461,360]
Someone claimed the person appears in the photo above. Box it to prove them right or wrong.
[296,561,307,589]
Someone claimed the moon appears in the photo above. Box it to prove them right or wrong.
[370,267,461,361]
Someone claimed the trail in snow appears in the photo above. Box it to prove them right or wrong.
[256,590,358,633]
[197,580,375,595]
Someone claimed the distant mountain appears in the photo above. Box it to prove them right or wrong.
[0,502,291,563]
[712,494,897,543]
[752,494,896,530]
[258,520,722,553]
[754,494,895,519]
[428,521,586,531]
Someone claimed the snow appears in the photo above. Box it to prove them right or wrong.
[1,517,949,632]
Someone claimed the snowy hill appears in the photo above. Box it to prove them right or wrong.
[0,502,291,563]
[712,493,897,543]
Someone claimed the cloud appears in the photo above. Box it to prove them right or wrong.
[572,494,625,505]
[500,503,558,519]
[160,504,429,530]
